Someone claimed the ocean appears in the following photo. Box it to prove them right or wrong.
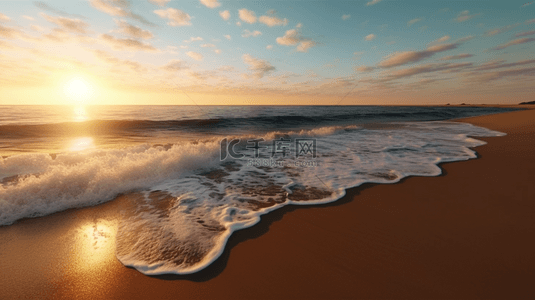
[0,105,516,275]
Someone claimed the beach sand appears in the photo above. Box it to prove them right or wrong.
[1,107,534,299]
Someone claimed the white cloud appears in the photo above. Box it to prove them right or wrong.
[201,43,215,47]
[187,51,204,61]
[200,0,221,8]
[224,34,231,40]
[219,10,230,21]
[23,15,34,21]
[407,18,422,26]
[342,14,350,20]
[41,13,89,34]
[100,34,158,52]
[239,8,257,24]
[154,8,191,26]
[366,0,382,6]
[183,36,203,43]
[296,23,302,28]
[0,13,10,22]
[276,29,299,45]
[236,21,241,26]
[162,59,187,72]
[456,10,479,22]
[149,0,170,7]
[435,35,450,43]
[115,20,153,39]
[242,54,275,78]
[214,49,221,54]
[90,0,127,16]
[259,15,288,27]
[266,45,273,50]
[276,27,316,52]
[296,40,315,52]
[242,30,262,38]
[365,34,376,41]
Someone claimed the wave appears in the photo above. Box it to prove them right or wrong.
[0,121,505,275]
[0,106,514,139]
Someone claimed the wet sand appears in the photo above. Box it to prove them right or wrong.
[1,107,534,299]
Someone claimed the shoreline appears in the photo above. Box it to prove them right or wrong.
[1,107,534,299]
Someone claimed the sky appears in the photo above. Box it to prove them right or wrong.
[0,0,534,105]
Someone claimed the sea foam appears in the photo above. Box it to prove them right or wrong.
[0,121,504,275]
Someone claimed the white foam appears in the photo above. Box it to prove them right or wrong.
[0,121,505,275]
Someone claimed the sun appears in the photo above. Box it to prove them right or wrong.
[64,77,92,103]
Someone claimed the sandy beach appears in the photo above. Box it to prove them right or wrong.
[1,106,534,299]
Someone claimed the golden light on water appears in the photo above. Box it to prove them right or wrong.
[68,137,95,152]
[73,106,88,122]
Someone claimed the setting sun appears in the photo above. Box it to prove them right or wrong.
[64,78,91,103]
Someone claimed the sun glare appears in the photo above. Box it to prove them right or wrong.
[64,78,92,103]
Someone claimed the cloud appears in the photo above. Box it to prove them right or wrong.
[31,25,45,32]
[201,43,215,47]
[342,14,350,20]
[149,0,170,6]
[242,54,275,78]
[366,0,382,6]
[40,13,89,34]
[439,53,473,60]
[0,13,10,22]
[236,21,241,26]
[90,0,154,25]
[355,66,374,72]
[259,15,288,27]
[296,23,302,28]
[219,10,230,21]
[387,62,472,80]
[218,65,235,72]
[90,0,127,16]
[365,34,376,41]
[456,10,479,22]
[492,38,535,50]
[276,29,299,45]
[407,18,422,26]
[521,2,533,7]
[527,19,535,24]
[276,28,316,52]
[266,45,273,50]
[516,30,535,37]
[0,24,23,38]
[93,49,146,72]
[242,30,262,38]
[114,20,153,39]
[239,9,257,24]
[434,35,450,43]
[162,59,188,71]
[379,42,459,67]
[23,15,35,21]
[200,0,221,8]
[224,34,231,40]
[469,67,535,83]
[154,8,191,26]
[100,34,158,52]
[484,23,520,36]
[34,2,86,19]
[184,36,203,43]
[296,40,315,52]
[472,59,535,71]
[187,51,203,61]
[214,49,221,54]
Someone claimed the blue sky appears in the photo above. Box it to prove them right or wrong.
[0,0,534,105]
